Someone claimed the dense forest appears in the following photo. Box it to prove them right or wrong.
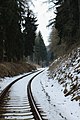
[0,0,38,62]
[1,0,79,63]
[0,0,48,66]
[34,31,47,66]
[48,0,80,58]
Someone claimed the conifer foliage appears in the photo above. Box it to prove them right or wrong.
[34,31,47,65]
[55,0,79,45]
[23,8,38,57]
[48,0,80,50]
[0,0,37,62]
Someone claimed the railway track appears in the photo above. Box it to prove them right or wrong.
[0,70,48,120]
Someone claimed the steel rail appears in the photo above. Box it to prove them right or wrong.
[27,70,47,120]
[0,69,47,120]
[0,70,38,101]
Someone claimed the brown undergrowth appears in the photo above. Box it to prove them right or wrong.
[0,62,36,78]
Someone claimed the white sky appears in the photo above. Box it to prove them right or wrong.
[31,0,55,46]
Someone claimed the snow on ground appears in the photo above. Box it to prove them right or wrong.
[0,71,34,94]
[32,47,80,120]
[0,69,43,94]
[49,47,80,102]
[32,68,80,120]
[0,47,80,120]
[0,74,25,94]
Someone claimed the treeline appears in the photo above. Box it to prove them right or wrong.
[34,31,48,66]
[0,0,37,62]
[48,0,80,57]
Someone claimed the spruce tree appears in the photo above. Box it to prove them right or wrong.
[0,0,7,61]
[0,0,37,62]
[35,31,47,65]
[23,8,38,57]
[48,0,79,48]
[5,0,25,61]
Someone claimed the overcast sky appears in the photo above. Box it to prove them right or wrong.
[31,0,55,46]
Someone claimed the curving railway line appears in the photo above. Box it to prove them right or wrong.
[0,70,48,120]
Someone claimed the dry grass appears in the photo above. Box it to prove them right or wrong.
[0,62,36,78]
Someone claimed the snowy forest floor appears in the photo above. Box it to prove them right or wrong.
[49,47,80,103]
[32,47,80,120]
[32,67,80,120]
[0,47,80,120]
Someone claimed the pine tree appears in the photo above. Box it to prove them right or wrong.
[23,8,38,57]
[48,0,79,48]
[34,31,47,65]
[0,0,7,61]
[4,0,25,61]
[0,0,37,62]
